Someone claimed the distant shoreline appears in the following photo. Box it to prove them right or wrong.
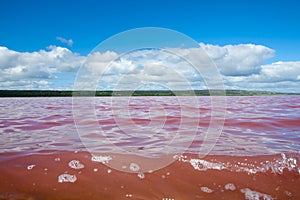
[0,90,298,97]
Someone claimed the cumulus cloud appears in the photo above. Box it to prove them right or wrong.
[200,43,275,76]
[222,61,300,92]
[84,51,118,74]
[56,36,74,46]
[1,43,300,92]
[258,61,300,82]
[0,80,51,90]
[81,45,299,92]
[78,49,203,90]
[0,45,84,89]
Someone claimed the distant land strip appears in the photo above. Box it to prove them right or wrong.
[0,90,299,97]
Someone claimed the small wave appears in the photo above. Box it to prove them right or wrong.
[175,153,299,175]
[241,188,274,200]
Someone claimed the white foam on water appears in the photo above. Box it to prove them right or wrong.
[91,155,112,164]
[58,173,77,183]
[187,153,299,175]
[27,164,36,170]
[54,157,60,162]
[125,194,133,198]
[129,163,140,172]
[68,160,84,169]
[224,183,236,191]
[240,188,274,200]
[200,186,214,193]
[261,153,298,174]
[190,159,226,171]
[173,154,189,162]
[285,190,292,197]
[137,172,145,179]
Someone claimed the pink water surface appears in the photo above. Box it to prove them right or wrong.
[0,96,299,156]
[0,96,299,199]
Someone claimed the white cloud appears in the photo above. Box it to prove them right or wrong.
[80,49,202,90]
[223,61,300,92]
[0,45,84,89]
[258,61,300,82]
[200,43,275,76]
[84,51,118,75]
[56,36,73,46]
[1,43,300,93]
[0,80,51,90]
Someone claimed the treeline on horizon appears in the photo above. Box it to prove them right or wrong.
[0,90,297,97]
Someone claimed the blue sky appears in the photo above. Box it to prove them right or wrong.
[1,0,300,92]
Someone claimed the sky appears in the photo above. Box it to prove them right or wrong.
[0,0,300,92]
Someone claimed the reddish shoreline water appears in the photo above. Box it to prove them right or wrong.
[0,96,300,199]
[0,151,299,200]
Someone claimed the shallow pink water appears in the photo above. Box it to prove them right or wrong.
[0,96,299,199]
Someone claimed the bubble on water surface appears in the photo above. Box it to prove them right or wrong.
[129,163,140,172]
[91,155,112,164]
[285,190,292,197]
[54,157,60,162]
[200,186,214,193]
[190,159,226,171]
[137,172,145,179]
[240,188,274,200]
[58,173,77,183]
[68,160,84,169]
[261,154,298,174]
[27,164,36,170]
[224,183,236,191]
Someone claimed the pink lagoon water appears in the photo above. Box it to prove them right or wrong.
[0,96,299,199]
